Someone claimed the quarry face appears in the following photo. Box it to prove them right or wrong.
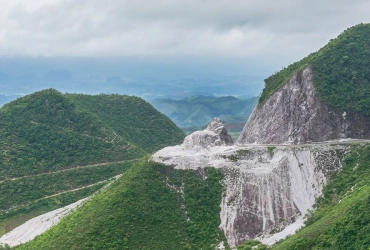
[152,131,348,247]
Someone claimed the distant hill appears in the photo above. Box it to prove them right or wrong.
[150,95,258,132]
[0,72,12,83]
[11,24,370,250]
[44,69,72,81]
[0,95,21,108]
[0,89,184,237]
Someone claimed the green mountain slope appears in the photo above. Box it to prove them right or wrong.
[255,23,370,249]
[260,23,370,115]
[150,96,258,131]
[0,89,143,179]
[17,159,228,250]
[272,144,370,250]
[0,89,184,237]
[67,93,184,153]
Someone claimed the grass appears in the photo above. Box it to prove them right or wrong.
[17,159,229,250]
[0,89,185,239]
[0,183,105,237]
[0,160,138,211]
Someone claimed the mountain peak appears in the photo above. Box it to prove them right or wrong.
[260,23,370,115]
[238,23,370,145]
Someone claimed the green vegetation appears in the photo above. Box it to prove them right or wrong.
[0,89,184,179]
[150,95,258,132]
[67,93,184,152]
[228,149,252,162]
[272,143,370,249]
[260,23,370,115]
[0,244,10,250]
[18,160,228,250]
[0,89,141,179]
[237,240,268,250]
[0,89,185,238]
[164,166,228,249]
[0,160,136,211]
[267,146,276,157]
[0,183,105,237]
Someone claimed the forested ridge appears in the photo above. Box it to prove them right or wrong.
[17,160,228,250]
[0,89,184,238]
[260,23,370,116]
[150,95,258,130]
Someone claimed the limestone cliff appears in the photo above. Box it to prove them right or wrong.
[238,67,370,145]
[182,117,234,150]
[152,140,348,247]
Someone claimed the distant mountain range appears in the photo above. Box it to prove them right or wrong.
[6,23,370,250]
[0,56,265,99]
[150,95,258,134]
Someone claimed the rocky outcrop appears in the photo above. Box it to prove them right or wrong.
[151,118,234,169]
[238,67,370,145]
[0,199,88,247]
[182,118,234,150]
[151,68,370,247]
[152,142,349,247]
[220,145,344,247]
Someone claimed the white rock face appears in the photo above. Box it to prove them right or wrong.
[151,69,370,247]
[183,118,234,150]
[0,198,87,247]
[238,67,370,145]
[152,142,347,247]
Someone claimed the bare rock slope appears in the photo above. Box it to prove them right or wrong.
[238,67,370,145]
[152,119,351,247]
[153,66,370,247]
[0,199,87,247]
[183,118,234,149]
[153,133,348,247]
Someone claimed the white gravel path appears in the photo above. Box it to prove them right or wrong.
[0,198,87,247]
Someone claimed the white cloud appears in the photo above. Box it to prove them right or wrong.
[0,0,369,61]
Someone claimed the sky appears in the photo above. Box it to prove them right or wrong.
[0,0,369,73]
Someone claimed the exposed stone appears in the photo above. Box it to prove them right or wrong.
[0,198,88,247]
[238,67,370,145]
[151,142,350,247]
[182,118,234,150]
[151,66,370,247]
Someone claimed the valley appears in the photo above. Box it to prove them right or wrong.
[149,96,258,138]
[3,23,370,250]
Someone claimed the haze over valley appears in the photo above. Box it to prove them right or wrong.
[1,1,370,249]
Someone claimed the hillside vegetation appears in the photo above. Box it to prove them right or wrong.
[0,89,184,237]
[150,96,258,133]
[272,143,370,249]
[68,93,184,152]
[260,23,370,115]
[17,159,228,250]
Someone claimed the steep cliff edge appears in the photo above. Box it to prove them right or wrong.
[13,24,370,250]
[237,23,370,145]
[152,121,349,247]
[238,67,370,144]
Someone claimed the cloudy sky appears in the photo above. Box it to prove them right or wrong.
[0,0,369,68]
